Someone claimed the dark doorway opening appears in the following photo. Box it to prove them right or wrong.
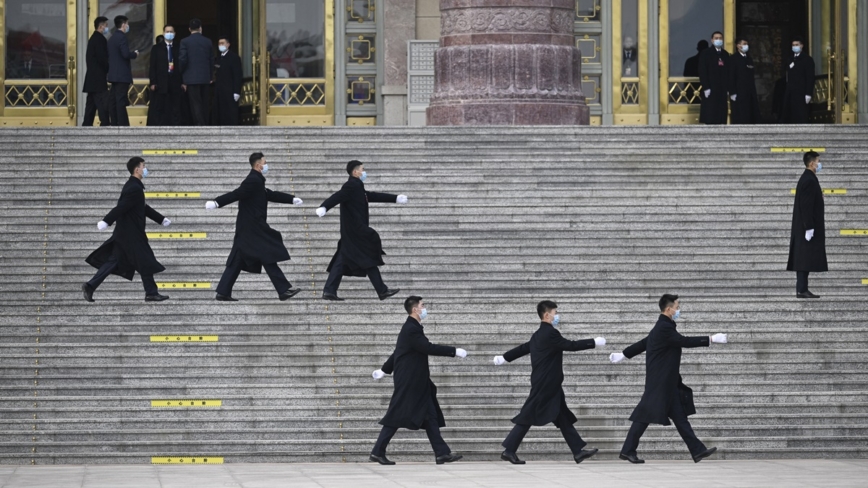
[167,0,238,48]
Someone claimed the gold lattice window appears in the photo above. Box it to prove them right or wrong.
[4,83,68,107]
[621,81,639,105]
[269,82,327,106]
[668,79,703,104]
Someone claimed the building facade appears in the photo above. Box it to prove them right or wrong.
[0,0,864,127]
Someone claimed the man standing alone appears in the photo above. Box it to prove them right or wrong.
[787,151,827,298]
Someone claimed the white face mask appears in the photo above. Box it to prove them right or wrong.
[419,308,428,321]
[219,45,228,53]
[740,45,749,53]
[261,163,269,175]
[164,32,175,41]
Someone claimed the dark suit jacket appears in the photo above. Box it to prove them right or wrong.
[179,33,213,85]
[84,31,109,93]
[149,41,181,94]
[107,31,138,83]
[214,50,243,95]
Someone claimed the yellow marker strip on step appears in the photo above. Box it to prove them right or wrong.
[151,400,222,408]
[150,335,219,342]
[862,279,868,285]
[840,230,868,236]
[145,192,201,198]
[151,457,224,465]
[146,232,207,239]
[771,147,825,153]
[790,189,846,195]
[142,150,199,155]
[156,282,211,290]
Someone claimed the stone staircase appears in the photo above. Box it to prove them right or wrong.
[0,125,866,464]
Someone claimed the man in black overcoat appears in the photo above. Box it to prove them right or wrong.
[316,160,406,301]
[83,17,111,126]
[698,31,730,124]
[609,294,727,464]
[83,157,171,302]
[780,36,815,124]
[107,15,139,127]
[729,38,761,124]
[205,152,303,301]
[213,36,243,126]
[148,25,182,126]
[369,296,466,465]
[787,151,827,298]
[492,300,604,464]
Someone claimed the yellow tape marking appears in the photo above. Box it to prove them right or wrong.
[146,232,207,239]
[151,457,224,464]
[142,150,199,155]
[150,335,219,342]
[790,189,846,195]
[151,400,222,408]
[156,282,212,289]
[771,147,826,153]
[145,192,202,198]
[840,230,868,236]
[862,279,868,285]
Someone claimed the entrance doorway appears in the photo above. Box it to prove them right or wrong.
[167,0,237,49]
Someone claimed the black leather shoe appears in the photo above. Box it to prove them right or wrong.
[435,452,463,464]
[500,450,525,464]
[369,454,395,465]
[81,283,95,302]
[619,453,645,464]
[278,289,301,301]
[574,448,598,464]
[692,446,717,463]
[145,293,169,302]
[378,288,400,301]
[322,292,345,301]
[796,291,820,299]
[215,294,238,302]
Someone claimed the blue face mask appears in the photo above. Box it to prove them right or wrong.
[123,25,129,34]
[141,167,149,178]
[360,171,367,182]
[164,32,175,41]
[551,314,560,327]
[219,45,228,53]
[103,26,110,35]
[673,309,681,321]
[793,46,802,54]
[419,308,428,321]
[713,39,723,48]
[816,162,822,172]
[740,45,749,53]
[261,163,269,175]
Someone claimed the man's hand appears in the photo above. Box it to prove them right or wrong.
[162,218,171,227]
[711,333,727,344]
[97,221,109,231]
[806,229,814,241]
[805,95,812,104]
[372,369,385,380]
[205,201,218,210]
[182,84,187,92]
[493,355,506,366]
[704,89,711,98]
[594,337,606,347]
[292,197,303,206]
[609,352,625,363]
[730,94,737,101]
[233,93,241,102]
[315,207,327,217]
[455,348,467,359]
[396,195,408,205]
[150,85,156,91]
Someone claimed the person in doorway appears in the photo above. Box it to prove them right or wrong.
[83,17,111,126]
[698,31,730,124]
[780,36,815,124]
[107,15,139,126]
[179,18,214,126]
[148,25,183,126]
[212,36,243,125]
[729,37,761,124]
[787,151,827,298]
[683,40,709,77]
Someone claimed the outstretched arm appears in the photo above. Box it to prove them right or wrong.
[623,337,648,359]
[213,179,256,208]
[320,188,349,211]
[144,204,165,224]
[102,189,136,225]
[409,329,456,358]
[366,191,398,203]
[503,342,530,362]
[265,188,295,204]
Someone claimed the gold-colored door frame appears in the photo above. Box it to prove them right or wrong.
[1,0,78,126]
[810,0,858,123]
[612,0,649,125]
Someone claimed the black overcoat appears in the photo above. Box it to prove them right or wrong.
[503,322,596,427]
[787,169,828,272]
[623,315,709,426]
[729,52,761,124]
[214,170,294,273]
[149,41,181,94]
[780,53,815,123]
[83,31,109,93]
[213,50,243,125]
[85,177,165,279]
[320,177,397,276]
[379,317,456,430]
[698,47,730,124]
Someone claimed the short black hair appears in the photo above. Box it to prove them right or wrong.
[249,152,264,167]
[537,300,558,319]
[127,156,145,175]
[164,24,174,31]
[659,294,679,312]
[803,151,820,167]
[189,18,202,30]
[697,40,709,51]
[792,35,805,45]
[346,160,363,175]
[404,295,423,314]
[218,35,230,43]
[736,37,749,44]
[711,31,723,38]
[114,15,128,29]
[94,17,109,30]
[155,35,164,44]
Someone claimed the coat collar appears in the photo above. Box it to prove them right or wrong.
[406,316,423,330]
[249,169,265,182]
[539,321,553,328]
[658,313,676,327]
[128,176,144,189]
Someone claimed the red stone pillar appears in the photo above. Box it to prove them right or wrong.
[426,0,589,125]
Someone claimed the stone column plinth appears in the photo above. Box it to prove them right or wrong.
[427,0,589,125]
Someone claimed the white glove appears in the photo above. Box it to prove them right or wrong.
[292,197,303,206]
[97,221,108,231]
[205,201,218,210]
[730,94,737,101]
[805,95,812,104]
[372,369,385,380]
[493,355,506,366]
[594,337,606,347]
[609,352,625,363]
[455,348,467,359]
[711,333,728,344]
[396,195,408,205]
[315,207,327,217]
[805,229,814,241]
[704,89,711,98]
[162,218,171,227]
[233,93,240,102]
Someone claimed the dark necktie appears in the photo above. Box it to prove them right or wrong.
[167,44,173,72]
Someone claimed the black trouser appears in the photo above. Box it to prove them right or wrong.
[502,420,587,456]
[186,84,210,126]
[87,257,158,296]
[371,397,450,458]
[149,77,183,126]
[621,400,706,458]
[216,256,291,297]
[796,271,810,294]
[110,82,130,126]
[323,256,387,295]
[82,91,110,126]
